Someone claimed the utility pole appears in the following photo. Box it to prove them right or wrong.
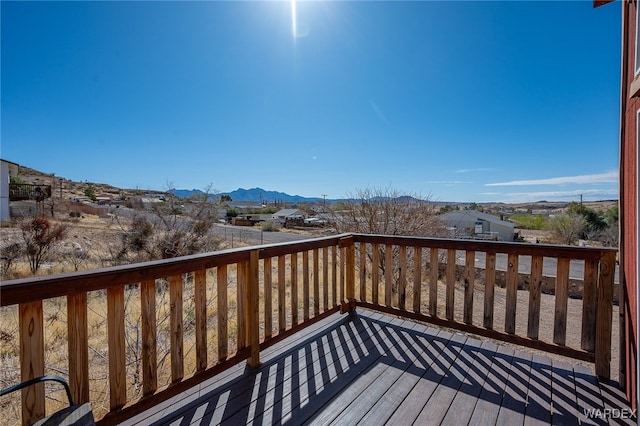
[322,194,327,211]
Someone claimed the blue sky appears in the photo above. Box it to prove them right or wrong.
[1,1,621,203]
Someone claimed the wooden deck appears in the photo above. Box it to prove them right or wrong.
[122,309,634,426]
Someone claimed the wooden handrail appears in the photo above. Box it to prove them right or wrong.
[345,234,616,380]
[1,233,616,425]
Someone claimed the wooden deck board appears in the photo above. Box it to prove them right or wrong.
[440,339,500,425]
[122,308,635,426]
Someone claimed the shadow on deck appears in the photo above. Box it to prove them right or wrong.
[124,310,635,426]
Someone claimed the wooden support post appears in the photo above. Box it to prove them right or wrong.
[341,236,356,313]
[19,301,45,425]
[595,251,615,379]
[246,250,261,368]
[67,292,90,404]
[359,243,367,302]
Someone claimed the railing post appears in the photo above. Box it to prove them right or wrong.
[246,250,261,368]
[595,251,616,379]
[340,236,356,313]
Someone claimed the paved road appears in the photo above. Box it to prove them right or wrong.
[457,251,619,284]
[208,224,312,247]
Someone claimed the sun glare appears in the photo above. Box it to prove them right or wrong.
[291,0,297,39]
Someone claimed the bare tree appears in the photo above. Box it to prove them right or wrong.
[332,187,447,297]
[332,186,446,237]
[1,242,22,278]
[20,217,67,274]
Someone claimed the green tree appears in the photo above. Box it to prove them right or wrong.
[84,183,97,201]
[547,213,585,245]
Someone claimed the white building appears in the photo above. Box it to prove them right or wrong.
[1,159,19,222]
[439,210,515,242]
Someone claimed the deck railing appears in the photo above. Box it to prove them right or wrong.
[0,234,616,425]
[8,183,52,201]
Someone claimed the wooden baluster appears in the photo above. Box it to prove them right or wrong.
[484,252,496,329]
[553,258,570,345]
[264,257,273,340]
[446,249,456,321]
[504,253,518,334]
[246,250,260,367]
[169,275,184,382]
[237,262,247,349]
[595,251,615,379]
[372,243,380,305]
[413,246,422,313]
[322,246,329,311]
[278,255,286,332]
[463,250,475,325]
[140,280,157,395]
[313,248,320,316]
[527,256,543,340]
[217,265,228,360]
[581,260,597,352]
[19,301,45,424]
[429,248,438,316]
[385,244,393,307]
[398,245,407,310]
[303,251,310,321]
[291,252,298,325]
[359,243,367,302]
[107,287,126,408]
[67,292,89,404]
[194,270,207,372]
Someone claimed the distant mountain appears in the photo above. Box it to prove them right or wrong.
[170,187,323,203]
[170,188,206,198]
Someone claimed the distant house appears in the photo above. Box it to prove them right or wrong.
[439,210,515,241]
[272,209,306,224]
[225,201,263,213]
[1,159,19,222]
